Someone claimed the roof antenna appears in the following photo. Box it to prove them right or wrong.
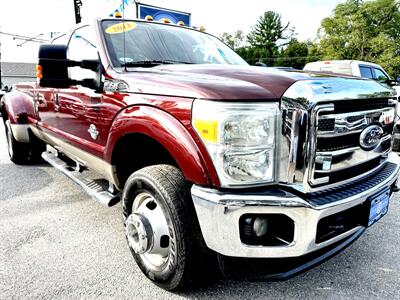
[122,0,127,72]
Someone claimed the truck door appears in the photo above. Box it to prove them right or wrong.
[53,25,106,158]
[35,35,69,135]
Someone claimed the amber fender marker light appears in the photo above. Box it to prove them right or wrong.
[36,65,42,79]
[145,15,153,21]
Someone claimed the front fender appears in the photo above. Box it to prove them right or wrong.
[105,105,218,187]
[1,90,36,124]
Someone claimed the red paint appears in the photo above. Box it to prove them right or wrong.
[104,105,217,186]
[2,21,326,188]
[1,85,37,124]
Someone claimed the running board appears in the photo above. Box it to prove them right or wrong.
[42,151,120,207]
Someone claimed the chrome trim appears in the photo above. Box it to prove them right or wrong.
[286,109,308,183]
[30,125,120,189]
[281,78,394,105]
[10,124,30,143]
[306,156,389,193]
[279,79,395,193]
[42,151,120,206]
[318,107,395,137]
[192,153,400,258]
[309,104,393,187]
[315,136,391,173]
[308,104,334,185]
[279,100,309,191]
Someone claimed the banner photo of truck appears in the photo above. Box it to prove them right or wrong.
[137,3,191,26]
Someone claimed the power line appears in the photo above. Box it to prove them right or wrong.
[258,56,322,62]
[17,33,45,47]
[0,31,48,43]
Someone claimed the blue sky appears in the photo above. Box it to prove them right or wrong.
[0,0,345,62]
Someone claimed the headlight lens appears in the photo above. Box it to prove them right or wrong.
[192,100,279,187]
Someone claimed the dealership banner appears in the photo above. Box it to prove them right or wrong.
[137,3,191,26]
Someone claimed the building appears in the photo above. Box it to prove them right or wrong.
[0,62,36,90]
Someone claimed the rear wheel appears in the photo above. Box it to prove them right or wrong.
[4,120,45,164]
[122,164,207,290]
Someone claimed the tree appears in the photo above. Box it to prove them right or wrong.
[247,11,294,59]
[276,39,308,68]
[275,39,322,69]
[219,30,245,50]
[318,0,400,76]
[236,47,270,65]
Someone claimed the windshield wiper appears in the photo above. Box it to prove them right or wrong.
[121,59,193,67]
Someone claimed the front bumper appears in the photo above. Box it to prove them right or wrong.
[192,153,400,258]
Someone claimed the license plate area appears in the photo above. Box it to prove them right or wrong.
[367,188,390,226]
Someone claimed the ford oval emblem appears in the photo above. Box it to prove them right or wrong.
[359,124,383,150]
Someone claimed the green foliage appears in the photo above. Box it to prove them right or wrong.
[219,30,245,50]
[275,39,313,69]
[235,47,269,65]
[319,0,400,76]
[247,11,293,59]
[220,1,400,73]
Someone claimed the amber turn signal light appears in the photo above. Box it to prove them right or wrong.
[36,65,42,79]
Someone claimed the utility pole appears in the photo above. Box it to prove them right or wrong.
[74,0,83,24]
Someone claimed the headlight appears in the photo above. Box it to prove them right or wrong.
[192,100,279,187]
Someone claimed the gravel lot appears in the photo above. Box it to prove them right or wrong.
[0,120,399,299]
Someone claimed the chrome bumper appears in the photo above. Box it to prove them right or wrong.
[192,153,400,258]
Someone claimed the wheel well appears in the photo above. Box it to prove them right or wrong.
[112,133,179,188]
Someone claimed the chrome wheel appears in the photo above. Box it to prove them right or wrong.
[125,192,176,272]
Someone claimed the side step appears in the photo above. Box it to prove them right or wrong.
[42,151,120,207]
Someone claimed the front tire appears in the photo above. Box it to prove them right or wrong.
[122,165,206,290]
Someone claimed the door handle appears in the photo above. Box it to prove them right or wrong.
[54,94,60,106]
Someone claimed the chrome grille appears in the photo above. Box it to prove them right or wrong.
[308,103,395,187]
[279,78,396,194]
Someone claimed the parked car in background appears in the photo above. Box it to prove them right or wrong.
[304,60,393,81]
[304,60,400,151]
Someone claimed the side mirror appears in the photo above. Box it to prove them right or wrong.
[38,44,71,88]
[38,44,101,89]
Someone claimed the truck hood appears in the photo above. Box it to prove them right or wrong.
[117,64,322,100]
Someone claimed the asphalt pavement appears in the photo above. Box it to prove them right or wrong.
[0,120,399,299]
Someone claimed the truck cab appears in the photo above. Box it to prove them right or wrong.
[1,18,400,290]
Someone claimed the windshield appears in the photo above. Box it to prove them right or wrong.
[101,20,248,67]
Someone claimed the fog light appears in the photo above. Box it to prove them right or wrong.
[240,214,295,246]
[253,217,268,237]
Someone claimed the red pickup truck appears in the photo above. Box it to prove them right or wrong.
[1,18,399,290]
